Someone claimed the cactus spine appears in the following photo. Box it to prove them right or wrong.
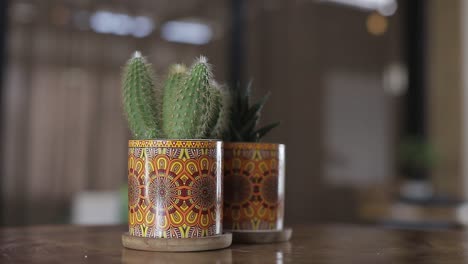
[122,52,230,140]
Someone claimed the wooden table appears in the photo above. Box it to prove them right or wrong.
[1,224,467,263]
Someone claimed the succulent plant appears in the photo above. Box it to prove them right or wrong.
[122,52,228,139]
[398,136,436,179]
[226,82,280,142]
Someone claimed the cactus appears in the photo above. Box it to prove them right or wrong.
[161,63,187,137]
[163,57,220,139]
[226,82,279,142]
[210,83,231,139]
[122,52,230,140]
[122,51,162,139]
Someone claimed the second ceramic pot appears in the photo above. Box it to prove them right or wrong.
[223,142,285,231]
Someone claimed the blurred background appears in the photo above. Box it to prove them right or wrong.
[0,0,466,229]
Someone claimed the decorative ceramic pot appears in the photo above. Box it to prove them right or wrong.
[223,143,285,230]
[127,139,223,238]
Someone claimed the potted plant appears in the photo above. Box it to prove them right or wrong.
[222,82,291,243]
[121,52,232,251]
[398,137,436,201]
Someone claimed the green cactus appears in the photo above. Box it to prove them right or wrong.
[163,56,220,139]
[122,52,230,140]
[161,63,187,137]
[210,83,231,139]
[226,82,280,142]
[122,51,162,139]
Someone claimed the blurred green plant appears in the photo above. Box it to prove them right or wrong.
[398,137,436,179]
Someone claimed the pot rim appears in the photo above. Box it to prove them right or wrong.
[128,139,223,148]
[129,139,222,142]
[223,142,285,149]
[223,141,284,144]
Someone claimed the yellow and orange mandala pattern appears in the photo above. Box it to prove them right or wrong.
[224,143,283,230]
[128,141,222,238]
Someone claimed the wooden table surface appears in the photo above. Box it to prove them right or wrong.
[1,224,468,263]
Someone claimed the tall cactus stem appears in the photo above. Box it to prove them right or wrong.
[210,83,231,139]
[162,63,188,137]
[164,56,219,138]
[122,51,162,139]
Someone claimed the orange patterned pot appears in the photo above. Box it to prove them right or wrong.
[223,142,285,230]
[127,140,223,238]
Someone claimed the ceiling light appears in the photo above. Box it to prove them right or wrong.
[321,0,398,16]
[161,20,213,45]
[89,11,155,38]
